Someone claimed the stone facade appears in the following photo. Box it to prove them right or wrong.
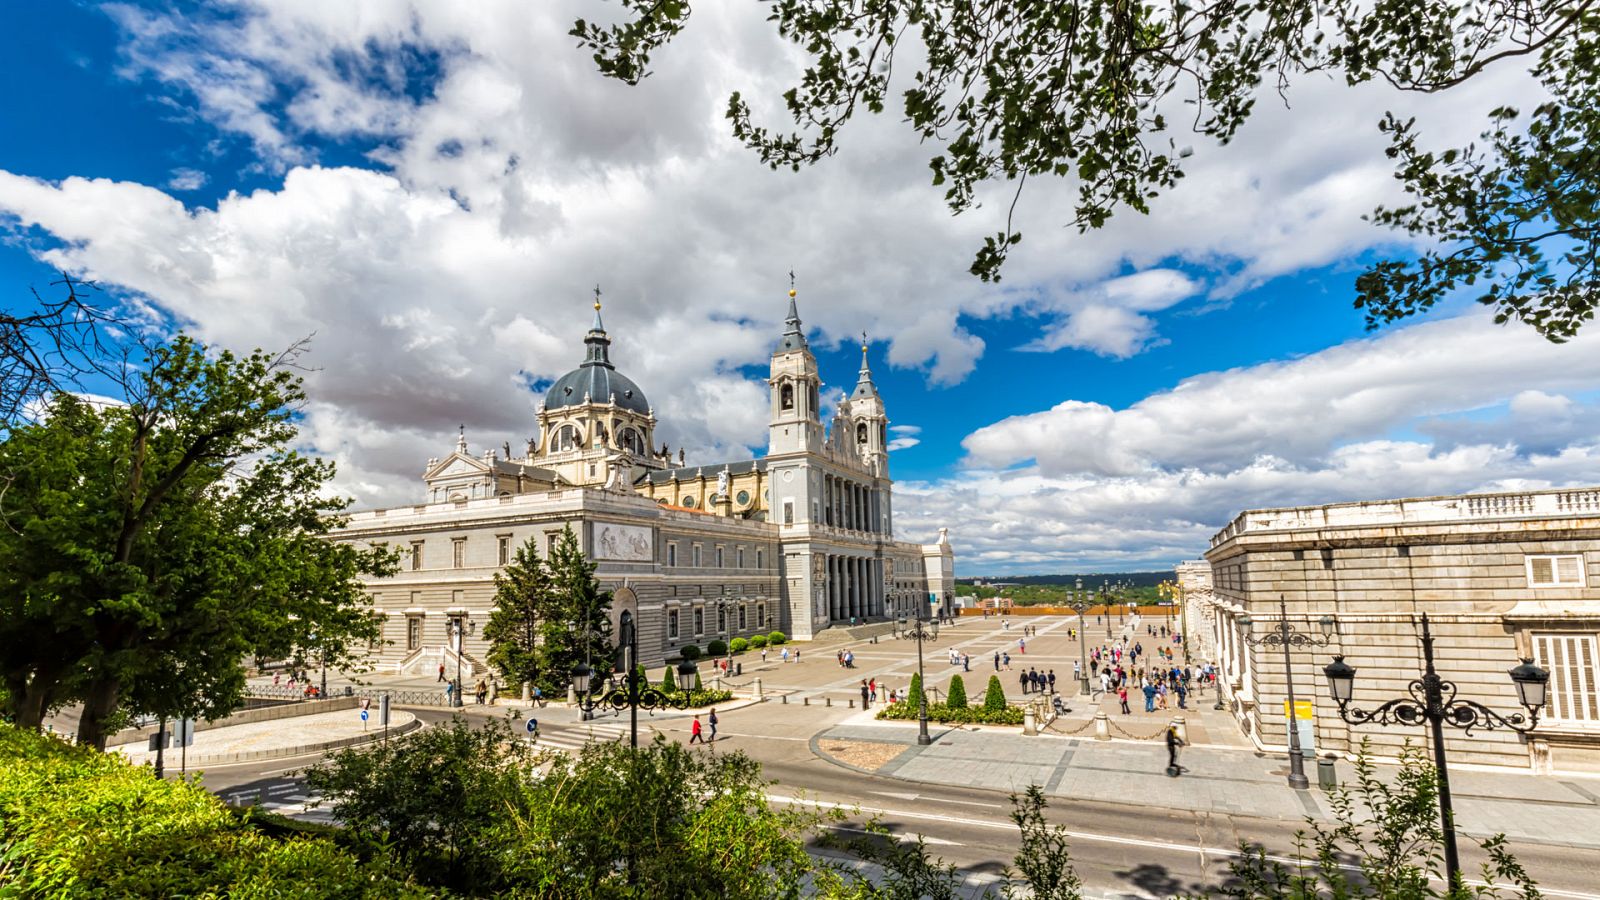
[1198,488,1600,774]
[334,288,954,678]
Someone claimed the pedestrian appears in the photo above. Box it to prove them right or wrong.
[1166,724,1185,776]
[1019,670,1029,695]
[795,649,801,663]
[869,678,877,703]
[1143,681,1156,712]
[437,663,446,683]
[860,680,871,708]
[445,681,455,703]
[1073,660,1081,682]
[690,715,705,744]
[782,647,790,663]
[963,654,970,672]
[475,679,487,705]
[1118,684,1130,715]
[1019,638,1026,654]
[761,647,768,663]
[837,650,844,667]
[1047,670,1057,693]
[1177,682,1188,709]
[994,652,1000,670]
[708,707,719,742]
[1002,652,1011,670]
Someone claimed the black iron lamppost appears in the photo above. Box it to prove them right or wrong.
[1066,585,1092,696]
[1238,598,1336,790]
[1322,614,1548,891]
[572,613,699,748]
[900,598,940,745]
[449,618,476,708]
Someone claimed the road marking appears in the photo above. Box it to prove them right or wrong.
[830,824,961,847]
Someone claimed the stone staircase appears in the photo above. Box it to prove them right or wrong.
[396,645,483,679]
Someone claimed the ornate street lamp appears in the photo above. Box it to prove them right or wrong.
[1065,587,1093,696]
[573,613,699,748]
[1238,598,1335,790]
[899,598,940,745]
[1323,613,1548,891]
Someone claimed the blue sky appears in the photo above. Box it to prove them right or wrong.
[3,3,1597,575]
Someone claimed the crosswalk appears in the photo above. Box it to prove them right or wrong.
[528,720,637,752]
[225,782,335,823]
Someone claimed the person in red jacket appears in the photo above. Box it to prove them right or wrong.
[689,715,705,744]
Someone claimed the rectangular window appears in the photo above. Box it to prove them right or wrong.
[692,545,702,567]
[737,547,745,568]
[410,541,424,570]
[739,605,747,630]
[453,538,466,569]
[546,533,560,557]
[497,535,511,566]
[668,543,677,566]
[1528,555,1586,587]
[718,606,727,632]
[758,603,767,629]
[694,608,704,635]
[757,548,764,569]
[668,609,680,640]
[716,546,724,568]
[407,616,422,651]
[1534,633,1599,724]
[783,500,795,525]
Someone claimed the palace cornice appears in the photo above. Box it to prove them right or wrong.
[1207,515,1600,561]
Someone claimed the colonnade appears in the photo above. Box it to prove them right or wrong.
[822,473,883,533]
[824,553,884,621]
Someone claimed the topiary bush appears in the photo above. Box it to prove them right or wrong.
[767,631,787,645]
[909,672,924,706]
[875,701,1023,726]
[730,637,749,653]
[947,675,968,709]
[706,639,728,657]
[984,675,1007,712]
[678,644,702,661]
[749,635,769,649]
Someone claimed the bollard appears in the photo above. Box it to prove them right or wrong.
[804,696,810,706]
[1317,756,1337,790]
[753,677,764,700]
[1023,706,1037,736]
[736,662,742,676]
[522,681,531,703]
[567,685,577,706]
[782,693,788,704]
[1171,715,1187,744]
[849,698,856,708]
[1094,711,1111,741]
[825,697,831,707]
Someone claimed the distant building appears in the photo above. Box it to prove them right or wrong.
[1198,487,1600,774]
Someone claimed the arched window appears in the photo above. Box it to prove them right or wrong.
[780,383,794,410]
[619,426,645,455]
[856,422,868,444]
[552,424,582,451]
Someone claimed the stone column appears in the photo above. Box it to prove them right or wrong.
[830,556,840,620]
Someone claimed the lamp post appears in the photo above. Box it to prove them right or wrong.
[450,618,475,708]
[572,613,699,748]
[900,598,940,745]
[1322,614,1548,891]
[1066,587,1092,696]
[1238,597,1335,790]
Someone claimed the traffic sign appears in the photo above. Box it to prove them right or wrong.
[525,718,538,734]
[360,697,371,711]
[359,709,369,722]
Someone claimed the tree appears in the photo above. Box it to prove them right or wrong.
[946,674,968,709]
[483,536,552,690]
[574,2,1598,339]
[984,675,1008,712]
[1005,786,1082,900]
[543,526,615,685]
[0,337,396,748]
[1,272,121,430]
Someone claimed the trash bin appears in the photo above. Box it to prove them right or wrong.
[735,662,742,676]
[1317,756,1337,790]
[344,686,354,697]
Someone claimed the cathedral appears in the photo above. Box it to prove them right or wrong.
[336,286,956,677]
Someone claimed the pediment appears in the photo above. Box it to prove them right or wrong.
[424,453,490,480]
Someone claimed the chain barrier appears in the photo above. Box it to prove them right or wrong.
[1047,717,1098,736]
[1106,719,1172,741]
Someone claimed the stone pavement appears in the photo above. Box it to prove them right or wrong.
[112,708,418,766]
[811,716,1600,852]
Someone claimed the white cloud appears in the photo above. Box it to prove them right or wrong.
[166,168,208,191]
[887,424,921,452]
[1023,269,1201,357]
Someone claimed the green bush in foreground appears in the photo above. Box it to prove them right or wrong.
[947,675,968,709]
[767,630,788,645]
[731,636,750,653]
[749,634,769,649]
[0,724,431,898]
[876,700,1025,726]
[984,675,1008,712]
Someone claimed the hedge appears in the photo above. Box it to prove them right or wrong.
[678,644,702,661]
[767,631,787,645]
[875,701,1025,726]
[0,724,432,898]
[947,675,968,709]
[983,675,1008,712]
[706,639,728,656]
[730,637,749,653]
[749,635,769,649]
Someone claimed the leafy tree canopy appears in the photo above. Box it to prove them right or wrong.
[574,1,1598,339]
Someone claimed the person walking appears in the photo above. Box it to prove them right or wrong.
[690,715,705,744]
[869,678,877,703]
[1047,669,1057,693]
[1019,670,1029,695]
[1002,652,1011,670]
[994,652,1001,671]
[860,680,871,708]
[1118,684,1130,714]
[1176,682,1188,709]
[963,653,970,672]
[1142,680,1156,713]
[474,679,488,705]
[708,707,719,743]
[437,663,446,683]
[1166,724,1186,776]
[762,647,768,664]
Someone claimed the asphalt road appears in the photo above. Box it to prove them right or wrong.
[192,707,1600,899]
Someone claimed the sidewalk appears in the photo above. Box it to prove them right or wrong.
[112,708,418,766]
[810,718,1600,851]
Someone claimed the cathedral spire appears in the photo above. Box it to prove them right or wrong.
[778,270,808,352]
[591,284,605,332]
[584,286,613,368]
[852,332,880,400]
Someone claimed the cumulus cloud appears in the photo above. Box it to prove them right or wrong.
[166,168,208,191]
[887,424,921,452]
[1022,269,1202,357]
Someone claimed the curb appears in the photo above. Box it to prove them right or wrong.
[125,716,423,766]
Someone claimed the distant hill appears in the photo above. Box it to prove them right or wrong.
[958,572,1172,588]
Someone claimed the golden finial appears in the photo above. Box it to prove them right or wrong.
[593,284,602,312]
[861,330,868,352]
[788,269,797,298]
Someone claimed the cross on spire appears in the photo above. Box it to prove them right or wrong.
[593,284,602,311]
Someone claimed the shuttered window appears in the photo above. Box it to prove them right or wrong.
[1527,555,1586,587]
[1534,633,1600,725]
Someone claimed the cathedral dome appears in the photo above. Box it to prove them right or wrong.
[544,304,651,415]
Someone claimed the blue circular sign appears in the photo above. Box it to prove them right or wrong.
[359,710,369,721]
[526,718,538,734]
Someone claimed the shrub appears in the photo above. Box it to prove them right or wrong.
[749,635,769,649]
[874,701,1024,726]
[660,667,678,693]
[685,688,734,707]
[984,675,1007,712]
[678,644,702,661]
[0,724,426,898]
[909,672,924,706]
[947,675,968,709]
[767,630,787,645]
[730,637,749,653]
[706,639,728,656]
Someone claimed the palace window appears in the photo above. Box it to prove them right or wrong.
[694,608,704,635]
[857,422,867,444]
[497,535,511,566]
[407,616,422,651]
[668,543,677,566]
[737,547,746,568]
[717,606,727,632]
[668,609,680,640]
[716,546,724,568]
[546,533,560,557]
[552,424,582,452]
[739,605,747,630]
[1528,555,1586,588]
[758,602,767,629]
[452,538,466,569]
[410,541,424,571]
[1533,633,1599,724]
[756,548,764,569]
[692,545,702,567]
[783,500,795,525]
[620,426,646,455]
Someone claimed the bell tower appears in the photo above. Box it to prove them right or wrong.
[849,333,889,477]
[768,276,823,456]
